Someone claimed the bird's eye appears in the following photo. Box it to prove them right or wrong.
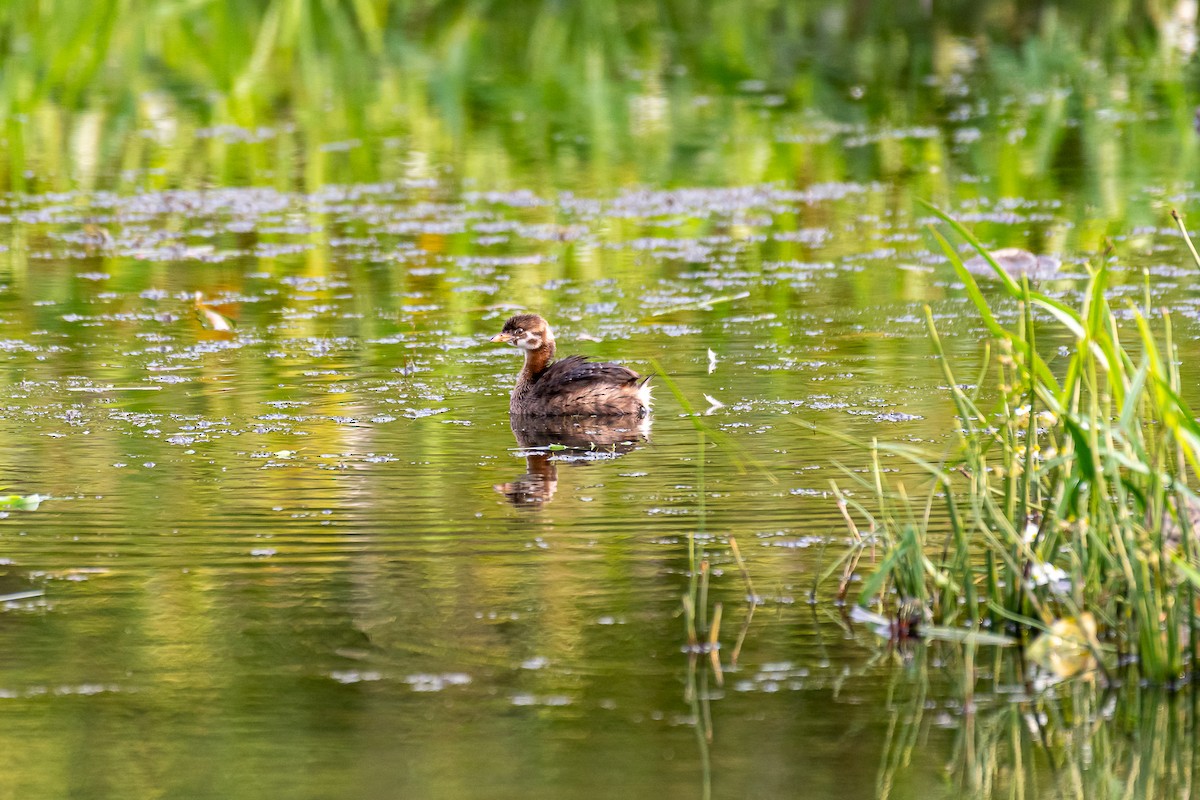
[515,328,524,334]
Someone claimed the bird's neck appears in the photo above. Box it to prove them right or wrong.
[520,340,555,380]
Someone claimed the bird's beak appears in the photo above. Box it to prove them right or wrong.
[490,332,514,344]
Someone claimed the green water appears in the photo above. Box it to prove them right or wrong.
[2,3,1200,798]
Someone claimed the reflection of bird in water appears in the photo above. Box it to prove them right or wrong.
[495,415,651,509]
[489,313,652,417]
[963,248,1063,282]
[495,452,560,509]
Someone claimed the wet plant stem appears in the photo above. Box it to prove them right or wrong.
[817,204,1200,686]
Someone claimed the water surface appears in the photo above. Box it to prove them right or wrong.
[3,3,1200,798]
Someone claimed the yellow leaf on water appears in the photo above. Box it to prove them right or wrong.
[194,291,235,331]
[199,307,234,331]
[1026,612,1098,679]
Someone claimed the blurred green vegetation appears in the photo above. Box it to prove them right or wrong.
[1,0,1197,215]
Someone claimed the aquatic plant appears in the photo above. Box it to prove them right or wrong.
[876,641,1198,799]
[824,205,1200,685]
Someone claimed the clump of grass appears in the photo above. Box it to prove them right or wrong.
[825,205,1200,685]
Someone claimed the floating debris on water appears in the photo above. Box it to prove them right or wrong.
[962,247,1064,281]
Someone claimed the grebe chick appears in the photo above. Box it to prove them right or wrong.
[489,313,652,417]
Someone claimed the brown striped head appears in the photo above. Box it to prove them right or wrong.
[489,313,555,355]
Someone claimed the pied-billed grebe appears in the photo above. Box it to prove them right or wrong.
[490,313,652,417]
